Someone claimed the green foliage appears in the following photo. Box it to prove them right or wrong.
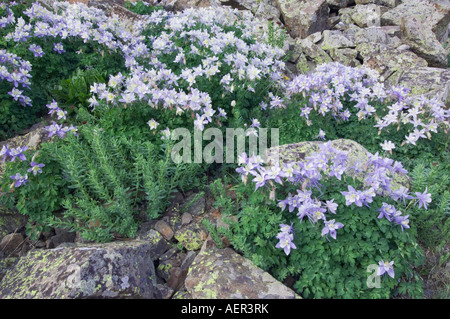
[0,89,42,140]
[409,156,450,253]
[202,218,224,249]
[212,172,425,299]
[124,1,164,15]
[51,68,107,112]
[1,123,204,242]
[1,143,70,239]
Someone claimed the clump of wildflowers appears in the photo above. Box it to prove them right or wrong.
[236,141,431,255]
[87,6,287,132]
[284,62,449,147]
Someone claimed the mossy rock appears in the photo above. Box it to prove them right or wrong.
[0,207,27,239]
[174,222,208,251]
[184,239,300,299]
[265,139,410,190]
[0,240,159,299]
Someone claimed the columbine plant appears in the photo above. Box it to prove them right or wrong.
[282,62,449,147]
[236,141,431,256]
[87,6,287,134]
[1,100,77,189]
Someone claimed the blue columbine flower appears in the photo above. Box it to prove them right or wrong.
[377,260,395,278]
[27,161,45,175]
[8,146,27,162]
[10,173,28,188]
[413,187,432,210]
[321,219,344,240]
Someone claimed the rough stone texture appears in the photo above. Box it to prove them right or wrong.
[135,229,172,260]
[180,251,197,270]
[265,139,410,189]
[295,38,333,73]
[356,42,428,82]
[350,4,385,28]
[0,207,27,240]
[381,0,450,43]
[164,0,220,11]
[355,0,400,7]
[329,47,361,66]
[0,240,159,299]
[399,18,448,68]
[181,212,193,226]
[154,220,174,241]
[390,67,450,107]
[0,233,25,256]
[182,194,206,217]
[254,0,281,21]
[46,229,76,249]
[0,257,17,282]
[275,0,330,39]
[326,0,354,9]
[320,30,356,51]
[184,239,300,299]
[174,222,208,251]
[157,247,184,281]
[346,25,402,47]
[167,267,188,291]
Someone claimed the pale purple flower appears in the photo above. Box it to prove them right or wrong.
[391,186,409,205]
[394,214,410,232]
[414,187,432,210]
[45,121,63,138]
[10,173,28,188]
[194,113,208,131]
[250,118,260,128]
[316,129,326,140]
[252,172,268,191]
[8,146,27,162]
[325,199,338,214]
[0,144,10,162]
[147,119,159,130]
[341,185,362,206]
[380,140,395,152]
[275,232,296,256]
[160,127,171,140]
[53,42,65,54]
[321,219,344,240]
[377,203,396,221]
[377,260,395,278]
[217,107,227,119]
[28,44,44,57]
[27,161,45,175]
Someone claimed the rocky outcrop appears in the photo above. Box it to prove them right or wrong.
[184,239,300,299]
[381,0,450,43]
[0,240,159,299]
[399,17,448,68]
[275,0,330,39]
[392,67,450,106]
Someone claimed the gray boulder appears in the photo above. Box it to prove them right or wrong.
[275,0,330,39]
[184,239,300,298]
[0,240,159,299]
[391,67,450,107]
[399,17,448,68]
[381,0,450,43]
